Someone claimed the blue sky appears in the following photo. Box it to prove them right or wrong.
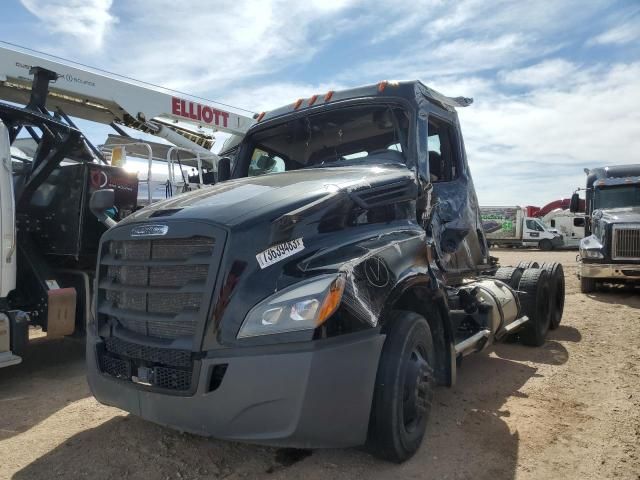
[2,0,639,205]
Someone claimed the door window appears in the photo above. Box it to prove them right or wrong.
[526,219,544,232]
[427,117,460,182]
[573,217,585,227]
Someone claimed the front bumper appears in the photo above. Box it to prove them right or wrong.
[87,332,384,448]
[579,262,640,280]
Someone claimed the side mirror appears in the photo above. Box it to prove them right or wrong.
[90,189,117,228]
[218,157,231,182]
[569,192,580,213]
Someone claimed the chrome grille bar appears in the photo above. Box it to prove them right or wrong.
[612,224,640,260]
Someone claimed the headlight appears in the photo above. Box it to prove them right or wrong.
[580,248,604,259]
[237,274,345,338]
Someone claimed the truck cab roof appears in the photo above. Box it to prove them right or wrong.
[586,164,640,189]
[255,80,473,125]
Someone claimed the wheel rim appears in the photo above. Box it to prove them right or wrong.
[402,346,431,433]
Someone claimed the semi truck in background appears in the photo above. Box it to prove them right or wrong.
[86,80,566,463]
[571,164,640,293]
[542,209,585,248]
[480,206,563,250]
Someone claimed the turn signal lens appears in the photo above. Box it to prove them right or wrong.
[316,275,345,325]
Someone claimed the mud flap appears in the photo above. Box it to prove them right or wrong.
[46,287,76,338]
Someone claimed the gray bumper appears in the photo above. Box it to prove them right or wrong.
[580,262,640,280]
[87,332,384,448]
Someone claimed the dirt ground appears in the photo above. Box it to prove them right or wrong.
[1,249,639,480]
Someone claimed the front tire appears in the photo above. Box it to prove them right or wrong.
[539,239,553,251]
[580,276,597,293]
[368,311,435,463]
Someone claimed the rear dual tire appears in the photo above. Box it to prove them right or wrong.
[517,268,552,346]
[493,266,523,289]
[368,310,435,463]
[541,262,565,329]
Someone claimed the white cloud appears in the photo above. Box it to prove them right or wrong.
[461,62,640,205]
[20,0,116,51]
[588,20,640,46]
[498,59,579,87]
[97,0,358,94]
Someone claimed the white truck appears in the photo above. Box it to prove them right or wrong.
[542,209,585,248]
[481,206,563,250]
[0,44,254,367]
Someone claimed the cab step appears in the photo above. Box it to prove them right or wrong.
[454,329,491,357]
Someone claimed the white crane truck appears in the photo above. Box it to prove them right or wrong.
[0,44,254,367]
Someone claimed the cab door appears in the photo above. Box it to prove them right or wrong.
[523,218,545,243]
[418,104,489,279]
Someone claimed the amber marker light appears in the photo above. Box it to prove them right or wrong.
[316,275,346,326]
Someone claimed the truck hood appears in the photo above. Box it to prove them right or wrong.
[122,165,414,227]
[594,207,640,224]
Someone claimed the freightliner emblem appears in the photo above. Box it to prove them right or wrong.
[130,224,169,237]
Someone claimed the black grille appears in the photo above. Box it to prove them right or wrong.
[98,235,215,339]
[100,353,131,379]
[104,336,191,368]
[154,366,192,391]
[99,337,194,392]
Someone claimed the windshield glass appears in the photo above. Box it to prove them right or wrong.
[238,105,411,177]
[594,185,640,209]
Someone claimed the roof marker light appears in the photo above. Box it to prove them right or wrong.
[256,112,266,122]
[324,91,334,102]
[308,94,318,106]
[293,99,303,110]
[378,80,389,92]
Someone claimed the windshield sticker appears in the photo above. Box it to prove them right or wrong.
[256,238,305,269]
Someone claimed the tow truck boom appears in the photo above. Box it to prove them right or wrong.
[0,44,255,154]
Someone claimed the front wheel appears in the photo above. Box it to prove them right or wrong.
[367,311,435,463]
[539,239,553,251]
[580,276,597,293]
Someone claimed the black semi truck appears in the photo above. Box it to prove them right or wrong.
[87,81,565,462]
[571,165,640,292]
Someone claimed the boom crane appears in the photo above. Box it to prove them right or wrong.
[0,43,255,156]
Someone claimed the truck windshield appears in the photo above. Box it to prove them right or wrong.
[594,185,640,210]
[238,105,411,177]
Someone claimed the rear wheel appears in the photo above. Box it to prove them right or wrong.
[493,266,523,289]
[580,276,597,293]
[517,261,539,270]
[368,311,435,463]
[539,239,553,251]
[517,269,552,347]
[541,262,565,329]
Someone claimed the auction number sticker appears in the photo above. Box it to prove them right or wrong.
[256,238,305,269]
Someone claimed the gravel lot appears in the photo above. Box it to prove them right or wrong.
[1,249,639,480]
